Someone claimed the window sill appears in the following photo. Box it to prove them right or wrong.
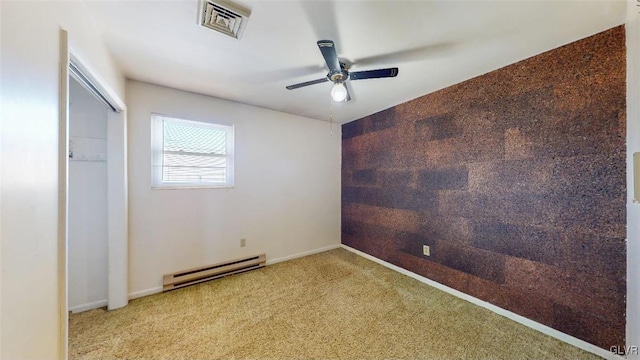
[151,184,235,190]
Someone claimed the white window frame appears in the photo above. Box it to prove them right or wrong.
[151,113,234,189]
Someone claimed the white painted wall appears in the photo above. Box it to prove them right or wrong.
[127,81,341,296]
[0,1,125,358]
[627,0,640,358]
[68,78,109,312]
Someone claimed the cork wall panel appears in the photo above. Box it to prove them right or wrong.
[341,26,626,349]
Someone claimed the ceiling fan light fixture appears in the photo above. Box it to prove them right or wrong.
[331,82,348,102]
[285,40,399,103]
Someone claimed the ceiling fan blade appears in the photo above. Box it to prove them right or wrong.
[302,2,341,49]
[249,64,325,83]
[355,43,455,67]
[317,40,341,73]
[286,77,329,90]
[349,68,399,81]
[345,82,352,102]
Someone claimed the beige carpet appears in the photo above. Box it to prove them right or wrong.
[69,248,600,359]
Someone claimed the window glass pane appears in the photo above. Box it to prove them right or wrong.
[162,153,227,183]
[154,116,232,186]
[163,119,226,155]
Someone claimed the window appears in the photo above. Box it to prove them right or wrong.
[152,114,234,188]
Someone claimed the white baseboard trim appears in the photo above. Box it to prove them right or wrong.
[126,244,342,302]
[129,286,163,300]
[69,299,108,314]
[265,243,341,266]
[340,244,624,360]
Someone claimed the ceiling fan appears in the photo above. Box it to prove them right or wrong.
[286,40,399,102]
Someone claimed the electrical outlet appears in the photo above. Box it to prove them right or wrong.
[240,238,246,247]
[423,245,430,256]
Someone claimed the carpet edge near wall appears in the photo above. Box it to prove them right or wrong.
[72,242,618,359]
[339,244,623,360]
[124,244,343,301]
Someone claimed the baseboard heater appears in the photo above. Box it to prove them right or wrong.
[163,253,266,291]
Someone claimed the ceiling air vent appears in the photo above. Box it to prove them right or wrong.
[199,0,251,40]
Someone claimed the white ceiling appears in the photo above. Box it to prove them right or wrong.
[83,0,626,124]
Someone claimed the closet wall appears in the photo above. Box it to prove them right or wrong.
[68,77,110,312]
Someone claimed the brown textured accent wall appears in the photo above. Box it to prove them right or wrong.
[341,26,626,349]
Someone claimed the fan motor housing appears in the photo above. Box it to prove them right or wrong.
[329,71,348,83]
